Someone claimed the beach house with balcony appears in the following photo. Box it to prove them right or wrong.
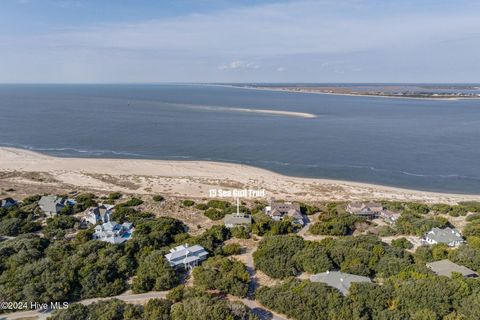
[165,244,209,270]
[85,204,114,225]
[265,199,304,226]
[93,221,134,244]
[346,202,383,219]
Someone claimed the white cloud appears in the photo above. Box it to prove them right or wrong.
[1,0,480,82]
[219,61,260,71]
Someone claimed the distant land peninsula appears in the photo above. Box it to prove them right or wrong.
[225,83,480,99]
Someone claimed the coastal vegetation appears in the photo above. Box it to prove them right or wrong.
[192,256,250,297]
[2,194,480,319]
[256,276,480,320]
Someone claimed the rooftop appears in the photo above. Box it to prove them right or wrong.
[426,227,463,244]
[310,271,371,295]
[426,259,478,278]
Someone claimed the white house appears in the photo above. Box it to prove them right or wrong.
[93,221,134,244]
[85,204,114,225]
[424,227,464,247]
[165,244,209,270]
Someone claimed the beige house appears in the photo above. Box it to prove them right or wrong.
[265,199,304,226]
[346,202,383,219]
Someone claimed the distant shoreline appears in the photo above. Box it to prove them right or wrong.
[215,84,480,101]
[1,147,479,203]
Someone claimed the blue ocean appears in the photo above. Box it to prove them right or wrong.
[1,84,479,194]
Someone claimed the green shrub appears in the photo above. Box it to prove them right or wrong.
[231,226,250,239]
[207,200,231,209]
[193,256,250,297]
[108,192,122,200]
[204,208,225,220]
[221,243,243,255]
[309,213,364,236]
[391,237,413,250]
[124,197,144,206]
[152,195,165,202]
[195,203,209,210]
[182,199,195,207]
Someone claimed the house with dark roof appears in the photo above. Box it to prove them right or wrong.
[310,271,372,296]
[424,227,464,247]
[427,259,478,278]
[93,221,134,244]
[0,198,16,209]
[165,244,209,270]
[38,195,67,217]
[264,199,304,226]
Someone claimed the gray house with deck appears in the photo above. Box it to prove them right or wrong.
[165,244,209,270]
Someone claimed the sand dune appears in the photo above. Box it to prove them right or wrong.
[0,147,478,203]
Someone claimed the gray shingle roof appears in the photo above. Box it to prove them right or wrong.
[426,259,478,278]
[38,195,66,214]
[224,213,251,226]
[165,244,208,267]
[425,227,463,244]
[310,271,372,295]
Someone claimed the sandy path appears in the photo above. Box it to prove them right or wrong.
[0,147,479,203]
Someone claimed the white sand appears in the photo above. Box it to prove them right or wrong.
[0,147,478,203]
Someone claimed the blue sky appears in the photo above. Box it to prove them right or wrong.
[1,0,479,83]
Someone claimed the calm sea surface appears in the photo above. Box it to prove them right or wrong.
[1,84,479,194]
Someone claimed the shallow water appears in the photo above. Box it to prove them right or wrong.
[1,84,479,194]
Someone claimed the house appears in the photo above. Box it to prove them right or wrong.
[85,204,114,225]
[380,210,401,224]
[346,202,383,219]
[0,198,16,209]
[286,208,305,226]
[165,244,209,270]
[93,221,134,244]
[265,199,304,226]
[224,212,251,228]
[424,227,464,247]
[310,271,372,296]
[426,259,478,278]
[224,198,252,228]
[38,195,67,217]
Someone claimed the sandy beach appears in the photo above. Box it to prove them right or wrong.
[0,147,478,203]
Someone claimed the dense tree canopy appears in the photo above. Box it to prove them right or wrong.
[193,256,250,297]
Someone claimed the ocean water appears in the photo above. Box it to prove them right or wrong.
[1,84,479,194]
